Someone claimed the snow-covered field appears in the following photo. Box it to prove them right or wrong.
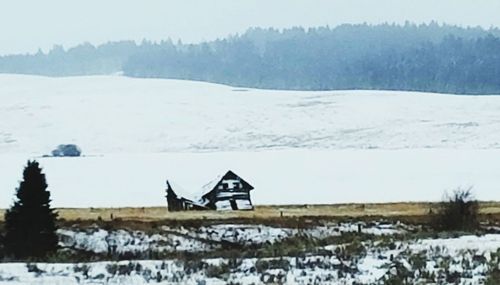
[1,149,500,207]
[1,74,500,154]
[1,74,500,207]
[0,222,499,285]
[0,221,414,284]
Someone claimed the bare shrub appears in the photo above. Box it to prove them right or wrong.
[255,258,290,273]
[433,188,479,231]
[205,263,230,279]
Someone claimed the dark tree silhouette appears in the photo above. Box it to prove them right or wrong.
[2,23,500,94]
[3,160,58,258]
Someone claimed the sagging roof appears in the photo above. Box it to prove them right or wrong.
[166,180,198,201]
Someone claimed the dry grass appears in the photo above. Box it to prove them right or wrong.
[1,202,499,223]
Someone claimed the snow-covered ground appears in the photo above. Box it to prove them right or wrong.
[1,74,500,207]
[1,227,499,284]
[1,74,500,154]
[1,149,500,207]
[0,221,415,284]
[56,222,405,255]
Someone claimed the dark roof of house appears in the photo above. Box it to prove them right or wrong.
[200,170,254,198]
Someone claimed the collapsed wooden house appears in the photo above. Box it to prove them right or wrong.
[166,170,254,211]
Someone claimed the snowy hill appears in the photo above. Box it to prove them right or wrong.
[1,74,500,154]
[1,75,500,207]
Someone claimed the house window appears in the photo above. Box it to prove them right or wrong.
[222,183,228,190]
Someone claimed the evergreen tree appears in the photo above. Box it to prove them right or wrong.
[3,160,58,258]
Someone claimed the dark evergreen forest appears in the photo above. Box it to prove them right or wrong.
[1,23,500,94]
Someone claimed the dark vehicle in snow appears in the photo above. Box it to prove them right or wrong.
[51,144,82,157]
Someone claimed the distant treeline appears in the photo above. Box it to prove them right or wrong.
[2,23,500,94]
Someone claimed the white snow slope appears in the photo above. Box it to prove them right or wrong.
[1,74,500,207]
[1,75,500,153]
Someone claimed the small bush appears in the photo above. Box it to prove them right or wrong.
[432,188,479,231]
[382,262,413,285]
[117,262,135,275]
[105,262,136,276]
[485,268,500,285]
[73,264,90,277]
[377,236,397,250]
[106,263,118,275]
[255,258,290,273]
[485,249,500,285]
[26,263,45,276]
[205,263,230,279]
[183,259,206,274]
[336,238,367,262]
[408,252,427,271]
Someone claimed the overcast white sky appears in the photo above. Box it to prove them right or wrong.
[1,0,500,55]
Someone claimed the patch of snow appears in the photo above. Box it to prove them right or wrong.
[409,234,500,257]
[57,228,215,254]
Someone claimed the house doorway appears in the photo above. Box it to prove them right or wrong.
[229,199,238,210]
